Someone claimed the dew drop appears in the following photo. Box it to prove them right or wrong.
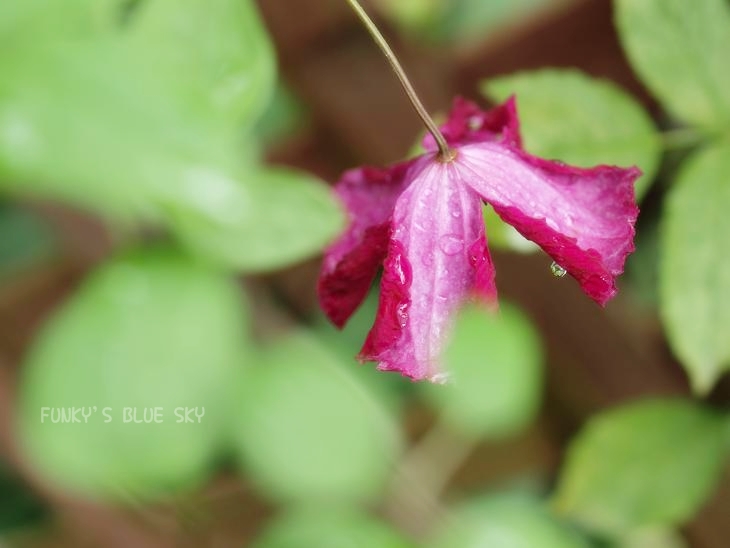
[449,195,463,217]
[421,251,434,266]
[550,261,567,278]
[396,303,409,327]
[439,234,464,255]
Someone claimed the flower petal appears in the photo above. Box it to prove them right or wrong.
[423,96,522,151]
[318,160,414,327]
[455,142,639,305]
[360,159,496,380]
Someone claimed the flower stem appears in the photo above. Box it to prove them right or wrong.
[385,416,474,537]
[344,0,455,162]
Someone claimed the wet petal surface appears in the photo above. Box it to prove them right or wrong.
[319,160,415,327]
[361,159,496,380]
[456,142,638,304]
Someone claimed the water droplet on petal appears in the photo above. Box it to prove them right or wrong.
[449,195,463,217]
[396,303,409,327]
[550,261,567,278]
[421,251,434,266]
[439,234,464,255]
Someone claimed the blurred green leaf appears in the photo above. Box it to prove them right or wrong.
[169,167,345,272]
[0,40,239,219]
[659,140,730,393]
[615,527,687,548]
[312,289,411,413]
[232,331,401,504]
[0,204,56,274]
[130,0,275,128]
[615,0,730,130]
[625,214,660,307]
[483,69,661,199]
[483,204,538,253]
[426,493,590,548]
[448,0,552,41]
[0,0,121,40]
[553,399,727,534]
[373,0,447,35]
[254,84,309,146]
[0,2,340,273]
[0,0,276,224]
[252,506,414,548]
[17,246,248,500]
[424,302,543,440]
[377,0,556,44]
[313,288,381,359]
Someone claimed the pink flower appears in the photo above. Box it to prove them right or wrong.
[318,98,640,381]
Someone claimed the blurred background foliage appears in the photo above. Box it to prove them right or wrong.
[0,0,729,547]
[373,0,555,44]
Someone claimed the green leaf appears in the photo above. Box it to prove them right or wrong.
[130,0,276,127]
[232,331,401,504]
[433,0,553,44]
[483,69,661,199]
[0,203,57,275]
[553,399,728,534]
[252,507,414,548]
[313,289,410,415]
[169,167,345,273]
[659,140,730,393]
[373,0,447,35]
[616,527,687,548]
[0,0,121,40]
[0,40,239,220]
[254,84,309,146]
[423,302,543,440]
[483,204,538,253]
[17,246,248,500]
[0,0,273,218]
[426,493,590,548]
[624,215,661,307]
[615,0,730,129]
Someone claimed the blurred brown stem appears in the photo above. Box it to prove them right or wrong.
[385,416,474,538]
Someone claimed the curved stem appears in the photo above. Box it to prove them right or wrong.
[385,417,474,537]
[345,0,455,162]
